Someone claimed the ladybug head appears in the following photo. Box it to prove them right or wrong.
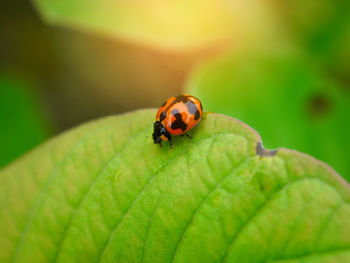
[152,121,164,144]
[152,121,170,146]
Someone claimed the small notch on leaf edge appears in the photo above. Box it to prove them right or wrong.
[256,142,277,157]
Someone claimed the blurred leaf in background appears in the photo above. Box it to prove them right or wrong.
[186,48,350,180]
[1,0,221,132]
[49,29,223,130]
[271,0,350,88]
[1,0,350,179]
[275,0,350,55]
[32,0,283,51]
[0,74,51,168]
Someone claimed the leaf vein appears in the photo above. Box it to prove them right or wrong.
[52,125,151,262]
[10,125,112,263]
[170,154,253,262]
[97,132,244,263]
[221,177,347,262]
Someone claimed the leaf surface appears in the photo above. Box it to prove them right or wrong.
[1,109,349,263]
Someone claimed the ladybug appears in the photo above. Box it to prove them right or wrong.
[153,94,203,148]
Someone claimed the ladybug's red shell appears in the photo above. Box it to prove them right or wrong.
[156,96,177,120]
[156,95,203,136]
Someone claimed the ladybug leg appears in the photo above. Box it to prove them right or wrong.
[163,131,173,149]
[168,136,173,149]
[184,133,192,139]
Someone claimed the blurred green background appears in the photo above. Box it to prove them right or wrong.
[0,0,349,179]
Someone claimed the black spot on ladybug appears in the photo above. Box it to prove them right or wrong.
[171,109,188,131]
[177,95,189,103]
[184,100,198,115]
[160,111,167,121]
[194,110,200,120]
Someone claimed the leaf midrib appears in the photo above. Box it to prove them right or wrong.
[97,132,252,263]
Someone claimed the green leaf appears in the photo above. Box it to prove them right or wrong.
[1,109,350,263]
[278,0,350,56]
[32,0,280,51]
[277,0,350,86]
[186,49,350,181]
[0,74,50,168]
